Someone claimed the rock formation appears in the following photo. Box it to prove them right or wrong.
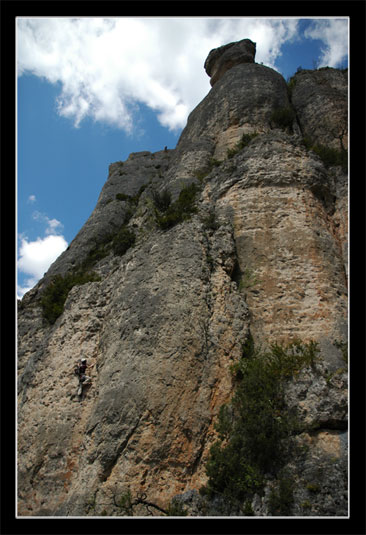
[204,38,256,86]
[17,39,348,517]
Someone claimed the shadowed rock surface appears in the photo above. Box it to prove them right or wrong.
[290,67,348,150]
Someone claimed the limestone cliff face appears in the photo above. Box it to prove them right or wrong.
[291,67,348,150]
[17,39,348,517]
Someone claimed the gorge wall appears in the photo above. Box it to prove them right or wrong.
[17,39,348,517]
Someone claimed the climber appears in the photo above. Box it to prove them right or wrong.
[75,358,95,397]
[76,357,94,375]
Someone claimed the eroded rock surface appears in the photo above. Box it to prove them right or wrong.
[18,38,348,517]
[291,67,348,150]
[204,38,256,86]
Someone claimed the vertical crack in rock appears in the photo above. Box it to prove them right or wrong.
[100,417,141,483]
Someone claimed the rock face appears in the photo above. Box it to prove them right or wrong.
[17,39,348,517]
[291,67,348,150]
[204,38,256,86]
[180,57,290,161]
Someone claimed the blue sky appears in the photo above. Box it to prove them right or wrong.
[16,17,349,298]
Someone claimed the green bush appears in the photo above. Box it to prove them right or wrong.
[205,440,264,504]
[334,339,348,366]
[151,188,172,212]
[201,338,321,510]
[41,270,100,324]
[194,169,210,182]
[226,147,239,159]
[268,475,295,516]
[130,184,148,205]
[302,136,313,151]
[238,133,259,148]
[209,157,222,168]
[41,185,145,324]
[227,133,258,159]
[155,183,199,230]
[238,268,260,292]
[80,238,113,271]
[306,483,320,493]
[311,144,347,172]
[201,210,220,232]
[287,76,297,98]
[267,339,320,378]
[116,184,148,207]
[116,193,131,202]
[270,106,295,131]
[302,137,347,172]
[112,225,136,256]
[193,158,222,182]
[243,501,255,516]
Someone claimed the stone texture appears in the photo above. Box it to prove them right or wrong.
[285,361,348,430]
[17,39,348,517]
[17,219,249,516]
[204,38,256,86]
[204,132,348,369]
[177,62,290,161]
[291,68,348,150]
[39,149,174,284]
[250,426,348,517]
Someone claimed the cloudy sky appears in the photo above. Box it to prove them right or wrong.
[16,17,349,298]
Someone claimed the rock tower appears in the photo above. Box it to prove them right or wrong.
[18,39,348,517]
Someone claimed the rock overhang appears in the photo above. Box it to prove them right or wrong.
[204,38,256,86]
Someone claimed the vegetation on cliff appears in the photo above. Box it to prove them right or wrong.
[18,38,348,517]
[303,137,348,172]
[200,337,321,514]
[153,182,200,230]
[226,132,259,159]
[40,270,101,324]
[270,106,296,132]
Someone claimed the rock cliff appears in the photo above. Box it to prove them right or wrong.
[17,39,348,517]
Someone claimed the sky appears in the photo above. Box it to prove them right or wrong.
[16,17,349,299]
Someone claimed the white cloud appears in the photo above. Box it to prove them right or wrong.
[27,194,36,203]
[32,211,64,235]
[46,218,63,235]
[304,19,349,68]
[18,211,67,298]
[17,234,68,298]
[17,17,303,132]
